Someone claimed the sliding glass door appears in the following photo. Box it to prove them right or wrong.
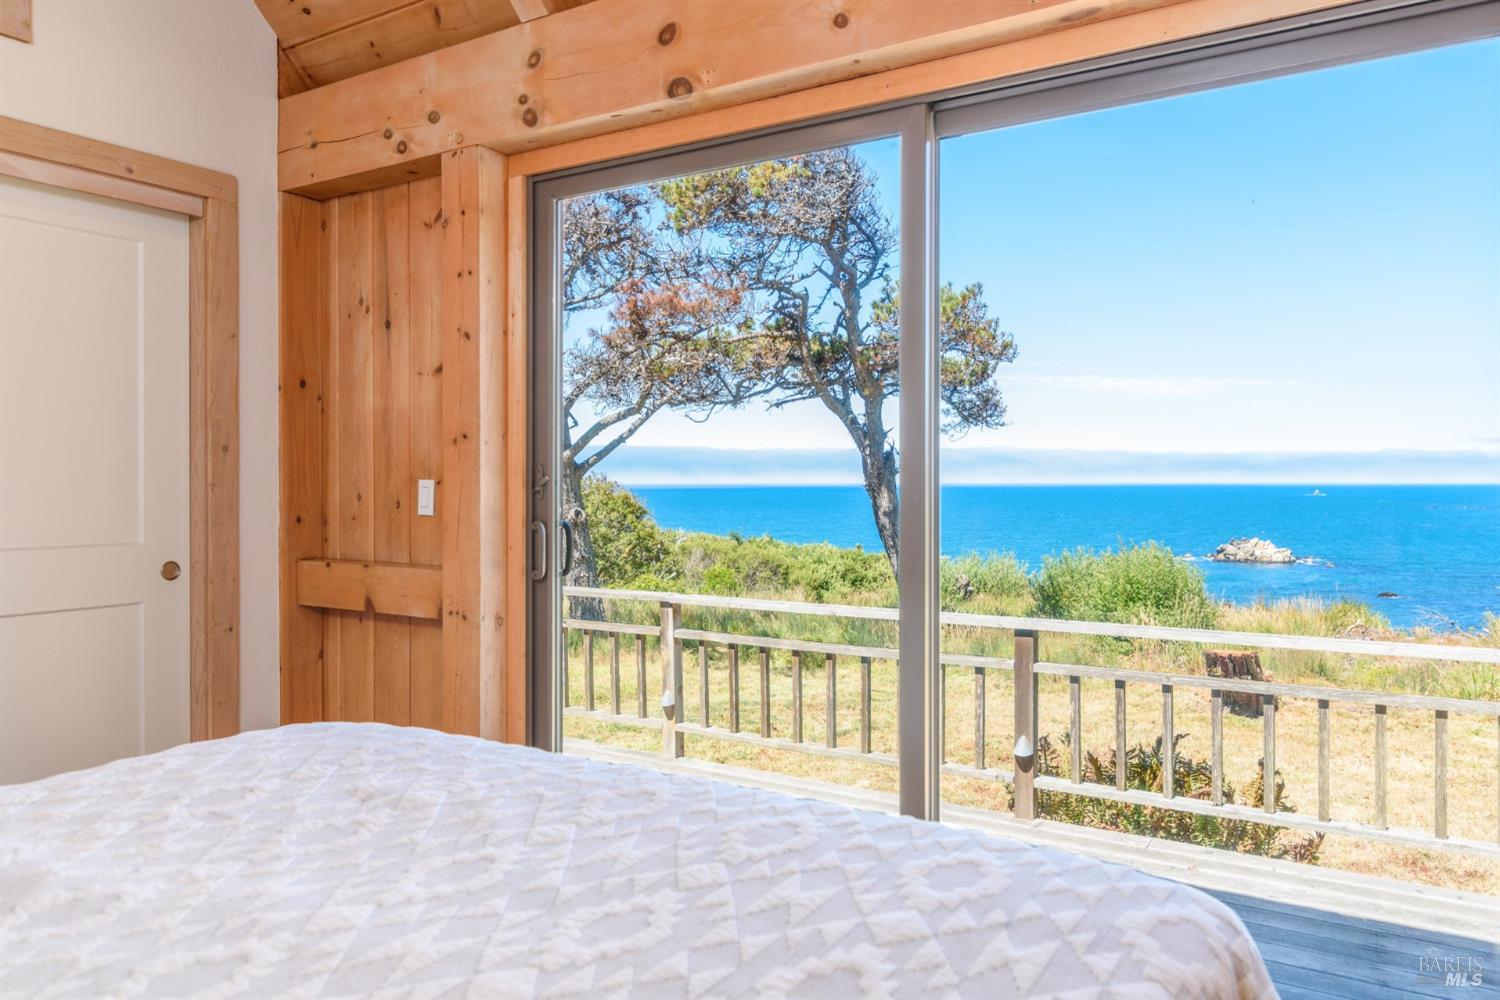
[531,0,1498,838]
[530,110,944,810]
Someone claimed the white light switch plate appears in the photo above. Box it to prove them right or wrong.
[417,479,436,517]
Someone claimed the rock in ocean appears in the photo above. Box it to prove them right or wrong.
[1209,537,1297,564]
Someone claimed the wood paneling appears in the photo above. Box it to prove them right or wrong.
[280,175,446,728]
[439,146,505,741]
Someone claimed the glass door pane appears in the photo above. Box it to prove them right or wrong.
[934,38,1500,873]
[536,128,912,807]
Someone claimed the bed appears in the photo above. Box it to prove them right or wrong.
[0,723,1274,998]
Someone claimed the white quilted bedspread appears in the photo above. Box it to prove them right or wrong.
[0,724,1274,999]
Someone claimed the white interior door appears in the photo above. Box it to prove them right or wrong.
[0,175,190,784]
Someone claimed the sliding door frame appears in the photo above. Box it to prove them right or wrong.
[525,0,1498,818]
[528,110,943,819]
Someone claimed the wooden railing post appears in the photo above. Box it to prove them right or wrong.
[1435,709,1449,839]
[759,647,771,737]
[825,653,837,748]
[860,656,872,755]
[1162,683,1175,799]
[728,645,740,733]
[660,602,683,758]
[1013,629,1037,820]
[1374,703,1388,829]
[792,651,803,743]
[974,667,987,771]
[635,636,647,718]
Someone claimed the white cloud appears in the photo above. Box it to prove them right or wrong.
[1005,374,1300,397]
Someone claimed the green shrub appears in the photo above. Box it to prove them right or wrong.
[941,552,1031,610]
[1031,542,1217,629]
[581,476,681,586]
[1030,733,1323,862]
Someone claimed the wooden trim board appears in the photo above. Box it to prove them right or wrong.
[0,119,240,741]
[0,0,31,44]
[0,116,236,202]
[0,150,204,217]
[296,559,443,619]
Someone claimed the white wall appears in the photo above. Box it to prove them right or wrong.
[0,1,280,732]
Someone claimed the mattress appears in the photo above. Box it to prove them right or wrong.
[0,723,1275,998]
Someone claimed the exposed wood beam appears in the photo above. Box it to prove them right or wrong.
[509,0,573,22]
[506,0,1364,180]
[279,0,1180,196]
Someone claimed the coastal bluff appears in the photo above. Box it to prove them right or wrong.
[1210,537,1296,564]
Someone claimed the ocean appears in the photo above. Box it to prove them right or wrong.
[631,484,1500,629]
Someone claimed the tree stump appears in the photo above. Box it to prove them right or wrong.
[1203,650,1272,717]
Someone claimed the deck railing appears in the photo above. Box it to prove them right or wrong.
[561,585,1500,858]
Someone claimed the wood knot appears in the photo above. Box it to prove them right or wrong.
[658,22,677,46]
[383,128,393,139]
[833,11,849,28]
[518,93,529,105]
[522,108,538,127]
[526,48,542,69]
[427,110,441,124]
[667,76,693,99]
[396,140,408,153]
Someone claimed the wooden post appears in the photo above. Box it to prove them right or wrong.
[609,633,620,715]
[1435,709,1448,839]
[792,651,803,743]
[560,626,569,709]
[1013,630,1037,820]
[1317,698,1330,822]
[1069,675,1081,784]
[1114,679,1127,792]
[825,653,837,748]
[635,635,647,718]
[974,667,987,771]
[660,602,683,758]
[1374,703,1387,829]
[699,642,709,727]
[860,656,872,755]
[759,646,771,738]
[728,645,740,733]
[439,145,505,740]
[1161,683,1175,799]
[1210,688,1223,806]
[584,631,595,711]
[1262,693,1276,814]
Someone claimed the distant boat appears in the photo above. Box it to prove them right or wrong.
[1306,489,1327,497]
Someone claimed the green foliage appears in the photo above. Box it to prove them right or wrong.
[940,552,1031,612]
[1031,543,1218,629]
[1031,734,1324,862]
[580,477,681,587]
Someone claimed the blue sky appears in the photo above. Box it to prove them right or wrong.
[568,39,1500,483]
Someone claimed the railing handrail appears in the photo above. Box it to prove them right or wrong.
[563,585,1500,665]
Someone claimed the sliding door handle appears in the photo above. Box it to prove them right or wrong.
[529,520,548,581]
[559,520,574,576]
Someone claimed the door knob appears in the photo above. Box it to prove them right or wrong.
[160,560,181,581]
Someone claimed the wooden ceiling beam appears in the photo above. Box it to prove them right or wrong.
[509,0,577,21]
[279,0,1184,195]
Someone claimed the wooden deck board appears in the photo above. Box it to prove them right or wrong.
[568,740,1500,999]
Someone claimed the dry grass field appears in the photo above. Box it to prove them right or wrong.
[562,610,1500,895]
